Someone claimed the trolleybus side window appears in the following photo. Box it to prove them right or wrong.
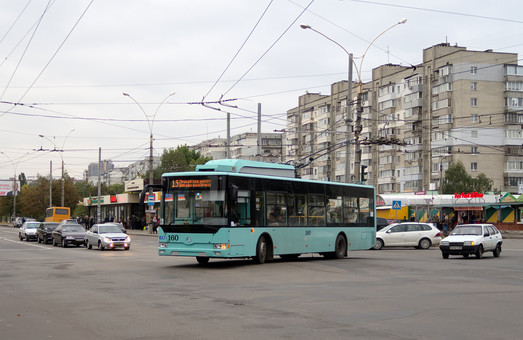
[266,192,287,226]
[308,194,326,226]
[343,197,358,224]
[288,193,306,226]
[327,196,342,225]
[359,197,374,226]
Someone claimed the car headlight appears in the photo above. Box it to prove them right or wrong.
[66,236,74,239]
[440,241,449,246]
[103,237,111,243]
[464,241,474,246]
[125,236,131,243]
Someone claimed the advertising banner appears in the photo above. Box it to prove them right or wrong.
[0,180,18,196]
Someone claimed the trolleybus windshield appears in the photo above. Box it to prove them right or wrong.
[164,176,226,228]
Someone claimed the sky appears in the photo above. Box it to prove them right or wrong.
[1,0,523,181]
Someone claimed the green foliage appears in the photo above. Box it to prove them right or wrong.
[18,174,80,220]
[152,145,212,178]
[440,161,493,194]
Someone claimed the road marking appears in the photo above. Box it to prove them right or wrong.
[0,237,52,250]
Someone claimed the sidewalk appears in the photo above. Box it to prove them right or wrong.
[126,229,157,237]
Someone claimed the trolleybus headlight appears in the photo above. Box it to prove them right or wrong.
[159,243,168,248]
[213,243,228,250]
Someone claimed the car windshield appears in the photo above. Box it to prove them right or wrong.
[26,223,40,229]
[63,226,84,232]
[451,225,482,236]
[98,225,123,234]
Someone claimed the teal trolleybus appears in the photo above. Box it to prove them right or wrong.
[154,159,376,264]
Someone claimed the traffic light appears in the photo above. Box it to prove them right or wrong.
[361,165,368,183]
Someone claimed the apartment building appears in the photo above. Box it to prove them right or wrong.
[286,43,523,194]
[192,132,284,163]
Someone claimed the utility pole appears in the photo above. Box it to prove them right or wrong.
[97,147,101,223]
[49,161,53,208]
[344,54,353,183]
[257,103,261,161]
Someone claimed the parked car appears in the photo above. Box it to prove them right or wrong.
[61,219,79,224]
[376,217,390,231]
[14,217,25,228]
[37,222,60,244]
[85,223,131,251]
[52,224,86,247]
[19,221,40,241]
[439,224,503,259]
[374,222,442,250]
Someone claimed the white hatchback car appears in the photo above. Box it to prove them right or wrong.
[439,224,502,259]
[85,223,131,251]
[374,222,442,250]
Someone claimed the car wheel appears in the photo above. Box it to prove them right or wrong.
[124,246,130,251]
[61,238,67,248]
[493,244,501,258]
[52,238,57,246]
[253,236,267,264]
[86,240,92,249]
[19,234,23,241]
[463,254,469,258]
[475,245,484,259]
[98,241,104,251]
[374,238,384,250]
[442,252,449,259]
[418,238,431,250]
[196,256,209,264]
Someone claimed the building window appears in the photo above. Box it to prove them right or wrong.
[471,162,478,171]
[471,146,478,155]
[471,130,478,139]
[471,114,479,123]
[470,82,477,91]
[471,66,478,74]
[471,98,478,107]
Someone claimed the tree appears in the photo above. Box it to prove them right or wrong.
[472,173,493,193]
[18,174,80,221]
[18,173,27,187]
[152,145,211,178]
[440,161,493,194]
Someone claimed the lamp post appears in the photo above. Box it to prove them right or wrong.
[300,18,407,183]
[123,92,175,233]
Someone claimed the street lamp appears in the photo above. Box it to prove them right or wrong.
[300,18,407,182]
[123,92,175,233]
[300,24,355,183]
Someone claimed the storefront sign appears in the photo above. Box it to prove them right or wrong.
[454,192,483,199]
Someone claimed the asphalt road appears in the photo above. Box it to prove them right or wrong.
[1,225,523,340]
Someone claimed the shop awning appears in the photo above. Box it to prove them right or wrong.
[453,206,483,211]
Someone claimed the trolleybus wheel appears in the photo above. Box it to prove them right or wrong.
[253,236,267,264]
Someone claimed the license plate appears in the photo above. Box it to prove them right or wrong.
[450,246,462,250]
